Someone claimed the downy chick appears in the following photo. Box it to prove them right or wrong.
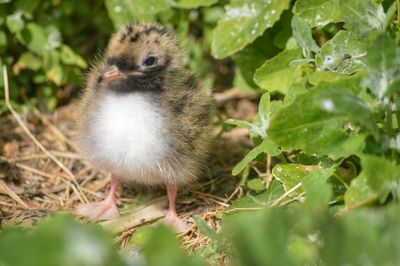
[75,22,213,231]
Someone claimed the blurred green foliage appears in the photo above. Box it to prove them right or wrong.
[0,0,228,113]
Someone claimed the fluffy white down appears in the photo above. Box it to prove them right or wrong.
[81,92,170,184]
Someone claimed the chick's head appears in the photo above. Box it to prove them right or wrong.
[98,23,182,92]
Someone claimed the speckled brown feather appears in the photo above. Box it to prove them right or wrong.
[76,22,213,187]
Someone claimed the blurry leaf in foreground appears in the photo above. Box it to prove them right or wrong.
[302,168,335,207]
[0,214,125,266]
[344,173,378,209]
[135,224,206,266]
[361,155,400,202]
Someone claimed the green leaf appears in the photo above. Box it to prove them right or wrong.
[363,34,400,99]
[211,0,291,59]
[0,214,125,266]
[339,0,385,36]
[302,168,334,207]
[6,11,24,33]
[137,225,206,266]
[254,48,303,93]
[229,208,294,266]
[60,45,87,69]
[315,31,367,75]
[232,138,280,176]
[170,0,218,9]
[344,173,378,208]
[16,22,47,55]
[272,164,308,196]
[293,0,340,28]
[291,15,319,53]
[268,85,377,158]
[361,155,400,202]
[247,178,266,191]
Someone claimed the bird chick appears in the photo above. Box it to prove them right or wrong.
[75,22,213,231]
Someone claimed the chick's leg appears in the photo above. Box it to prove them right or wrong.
[75,177,120,220]
[165,184,187,232]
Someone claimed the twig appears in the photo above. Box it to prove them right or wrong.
[2,66,87,204]
[0,180,28,208]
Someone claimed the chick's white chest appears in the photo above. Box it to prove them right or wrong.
[89,92,168,176]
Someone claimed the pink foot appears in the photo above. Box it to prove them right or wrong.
[164,184,188,233]
[76,199,119,220]
[76,176,120,221]
[164,209,187,233]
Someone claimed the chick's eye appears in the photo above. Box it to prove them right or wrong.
[143,56,157,66]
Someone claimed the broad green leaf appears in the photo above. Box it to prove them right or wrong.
[170,0,218,9]
[315,31,367,75]
[268,86,377,158]
[272,164,310,195]
[363,34,400,99]
[16,23,47,55]
[60,45,87,69]
[361,155,400,201]
[344,173,377,208]
[232,138,280,175]
[302,168,334,207]
[6,12,24,33]
[293,0,340,28]
[339,0,385,36]
[254,48,303,93]
[291,15,319,53]
[211,0,291,59]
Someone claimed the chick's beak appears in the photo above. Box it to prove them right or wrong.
[99,65,125,84]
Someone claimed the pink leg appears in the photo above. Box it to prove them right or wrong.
[164,184,187,232]
[75,177,120,220]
